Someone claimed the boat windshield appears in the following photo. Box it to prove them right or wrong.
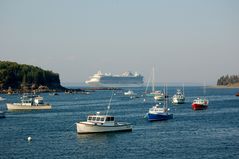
[106,117,114,121]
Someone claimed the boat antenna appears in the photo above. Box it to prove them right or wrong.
[106,91,114,116]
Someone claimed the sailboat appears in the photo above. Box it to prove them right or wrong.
[192,83,209,110]
[145,84,173,121]
[172,84,185,104]
[145,67,165,99]
[76,92,132,134]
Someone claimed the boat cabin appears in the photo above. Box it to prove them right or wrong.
[20,94,44,106]
[87,113,115,125]
[149,104,168,114]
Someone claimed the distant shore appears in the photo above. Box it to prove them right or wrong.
[208,85,239,89]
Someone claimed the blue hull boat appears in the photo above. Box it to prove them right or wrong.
[147,113,173,121]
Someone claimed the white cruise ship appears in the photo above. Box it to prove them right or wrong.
[85,71,144,87]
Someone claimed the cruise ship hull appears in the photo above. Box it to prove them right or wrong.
[86,82,143,88]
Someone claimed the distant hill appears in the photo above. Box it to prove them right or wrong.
[217,75,239,86]
[0,61,64,90]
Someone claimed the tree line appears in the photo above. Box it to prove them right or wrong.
[0,61,62,89]
[217,74,239,86]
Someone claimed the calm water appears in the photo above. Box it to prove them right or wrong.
[0,86,239,159]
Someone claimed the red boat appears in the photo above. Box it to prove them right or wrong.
[192,98,209,110]
[236,92,239,96]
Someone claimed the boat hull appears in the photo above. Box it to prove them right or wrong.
[147,113,173,121]
[86,82,143,88]
[154,95,165,101]
[76,122,132,134]
[192,104,208,110]
[6,103,52,111]
[172,98,185,104]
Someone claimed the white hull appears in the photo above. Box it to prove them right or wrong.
[124,91,137,96]
[172,98,185,104]
[154,95,165,101]
[6,103,52,110]
[0,97,6,101]
[76,122,132,134]
[86,82,143,88]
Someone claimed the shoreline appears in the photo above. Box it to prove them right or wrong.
[208,85,239,89]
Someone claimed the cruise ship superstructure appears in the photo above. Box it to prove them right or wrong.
[85,71,144,87]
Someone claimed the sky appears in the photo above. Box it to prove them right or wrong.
[1,0,239,85]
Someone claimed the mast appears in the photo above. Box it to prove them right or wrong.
[183,83,185,95]
[145,72,152,94]
[164,84,167,109]
[106,92,114,116]
[152,67,155,92]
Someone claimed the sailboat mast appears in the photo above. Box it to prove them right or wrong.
[152,67,155,92]
[145,72,152,94]
[183,83,185,95]
[106,92,114,116]
[164,84,167,108]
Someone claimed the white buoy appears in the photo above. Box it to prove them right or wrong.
[143,99,146,102]
[27,136,32,142]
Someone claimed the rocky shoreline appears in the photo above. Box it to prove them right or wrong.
[0,86,121,94]
[208,83,239,88]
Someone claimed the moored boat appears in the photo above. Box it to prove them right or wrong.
[146,104,173,121]
[192,98,208,110]
[172,89,185,104]
[153,90,165,101]
[49,92,59,96]
[76,112,132,134]
[0,96,6,101]
[6,94,51,111]
[146,85,173,121]
[235,92,239,96]
[124,90,137,96]
[76,93,132,134]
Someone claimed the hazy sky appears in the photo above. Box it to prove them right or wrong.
[1,0,239,85]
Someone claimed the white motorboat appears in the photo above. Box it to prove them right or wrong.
[153,91,165,101]
[0,96,6,101]
[6,94,51,111]
[76,93,132,134]
[76,112,132,134]
[124,90,137,96]
[172,89,185,104]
